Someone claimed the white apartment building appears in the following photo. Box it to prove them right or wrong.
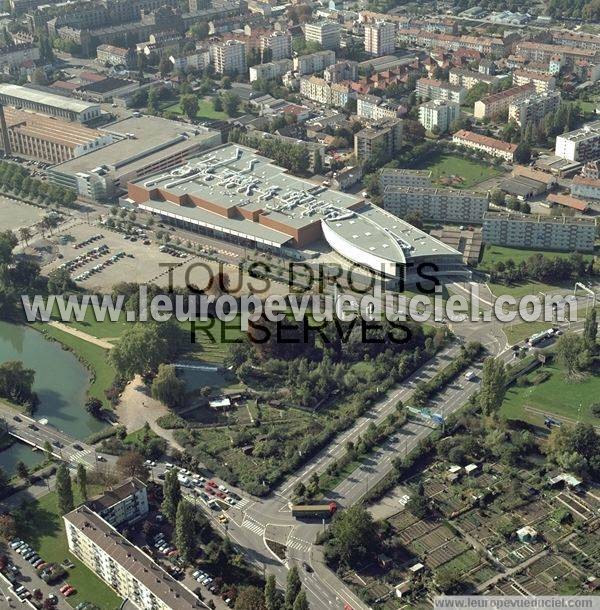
[293,50,336,75]
[418,99,460,133]
[324,60,358,83]
[260,31,292,61]
[170,49,210,72]
[211,39,246,74]
[356,94,401,120]
[383,186,489,224]
[379,168,432,189]
[249,58,293,82]
[483,211,596,252]
[572,174,600,200]
[86,478,149,528]
[299,76,352,107]
[65,505,203,610]
[416,78,466,104]
[508,90,561,128]
[448,68,498,90]
[304,20,341,50]
[364,21,396,56]
[555,121,600,162]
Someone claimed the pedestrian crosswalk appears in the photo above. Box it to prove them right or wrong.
[286,536,312,553]
[236,498,250,510]
[242,517,265,537]
[69,447,94,464]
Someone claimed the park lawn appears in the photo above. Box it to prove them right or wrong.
[55,306,130,340]
[480,245,594,270]
[183,317,244,363]
[501,362,600,426]
[163,97,229,121]
[17,486,122,610]
[412,152,503,189]
[487,280,573,300]
[504,320,559,345]
[35,323,116,409]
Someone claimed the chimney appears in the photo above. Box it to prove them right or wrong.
[0,104,10,157]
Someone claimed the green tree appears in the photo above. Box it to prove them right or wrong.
[213,96,223,112]
[514,142,532,164]
[556,333,587,378]
[175,500,196,562]
[16,461,29,481]
[0,361,37,407]
[110,320,182,378]
[236,586,266,610]
[284,567,301,610]
[43,440,54,460]
[479,357,506,416]
[583,308,597,350]
[223,92,240,117]
[264,574,281,610]
[327,504,377,567]
[292,591,308,610]
[56,463,74,515]
[47,267,74,294]
[77,463,88,501]
[116,451,149,482]
[180,94,199,121]
[162,468,182,523]
[85,397,103,418]
[151,364,185,407]
[313,150,323,175]
[159,55,172,77]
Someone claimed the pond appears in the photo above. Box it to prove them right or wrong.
[0,321,105,472]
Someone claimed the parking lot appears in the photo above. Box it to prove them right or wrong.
[42,222,191,291]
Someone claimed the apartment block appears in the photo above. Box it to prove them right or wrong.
[293,49,336,75]
[418,99,460,133]
[449,68,498,90]
[555,121,600,162]
[249,58,292,82]
[304,20,341,50]
[170,48,210,72]
[551,31,600,52]
[452,130,517,162]
[508,90,561,128]
[96,44,134,67]
[260,31,291,60]
[0,42,40,70]
[512,69,556,93]
[416,78,466,104]
[356,94,402,120]
[572,174,600,200]
[299,76,352,107]
[383,186,488,224]
[211,39,246,74]
[473,83,535,120]
[514,41,599,65]
[482,211,596,252]
[324,60,358,83]
[364,21,395,56]
[64,505,202,610]
[354,118,402,160]
[3,107,113,165]
[379,168,432,190]
[87,478,149,528]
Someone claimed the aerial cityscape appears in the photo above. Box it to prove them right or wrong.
[0,0,599,607]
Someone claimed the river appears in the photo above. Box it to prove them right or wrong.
[0,321,105,473]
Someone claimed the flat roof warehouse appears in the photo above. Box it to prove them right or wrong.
[126,144,464,280]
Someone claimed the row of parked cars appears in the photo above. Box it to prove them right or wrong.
[191,570,234,607]
[73,250,128,282]
[74,233,104,249]
[152,532,178,558]
[59,244,109,273]
[170,465,241,508]
[159,245,187,259]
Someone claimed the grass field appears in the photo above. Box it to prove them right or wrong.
[412,152,503,189]
[36,323,116,409]
[480,245,593,270]
[501,362,600,426]
[504,321,557,345]
[163,97,230,121]
[16,486,122,609]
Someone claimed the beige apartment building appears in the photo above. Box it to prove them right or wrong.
[508,90,561,128]
[354,118,402,160]
[260,31,292,61]
[453,130,517,162]
[473,83,535,119]
[512,69,556,93]
[211,39,246,74]
[448,68,498,90]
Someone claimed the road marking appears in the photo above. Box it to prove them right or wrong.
[242,516,266,536]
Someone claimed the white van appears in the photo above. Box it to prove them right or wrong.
[464,370,475,381]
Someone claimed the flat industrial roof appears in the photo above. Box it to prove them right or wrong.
[0,83,99,114]
[324,204,461,260]
[132,144,362,231]
[50,115,220,178]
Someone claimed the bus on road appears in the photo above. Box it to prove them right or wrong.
[291,502,338,519]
